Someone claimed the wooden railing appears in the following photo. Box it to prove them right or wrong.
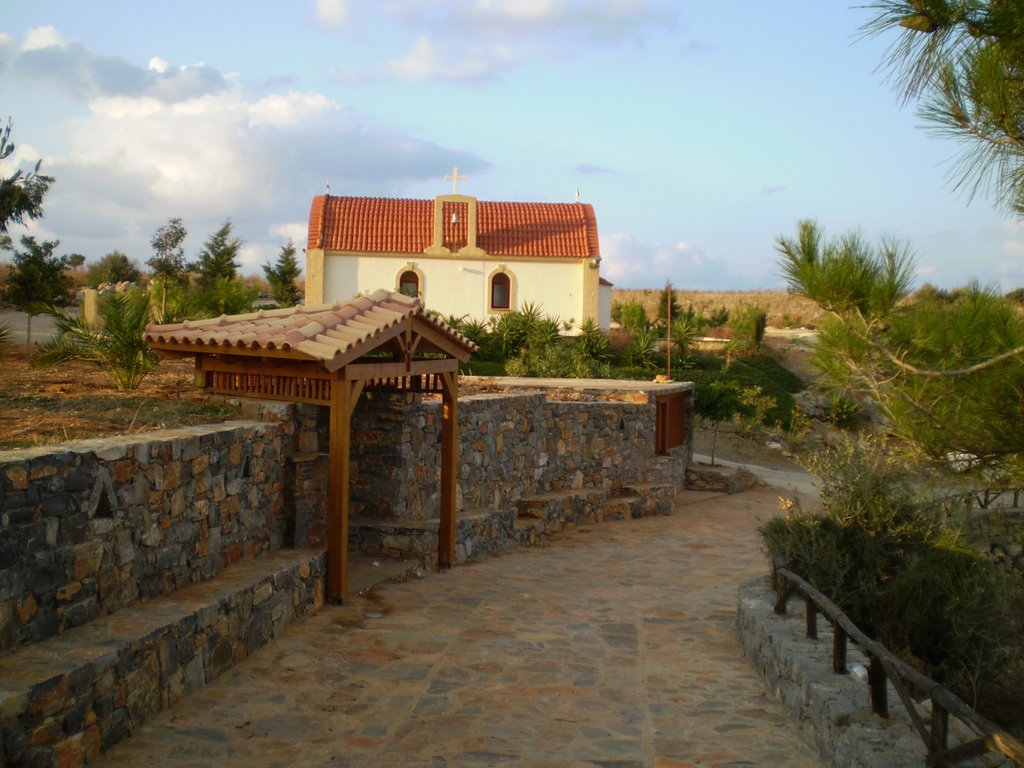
[772,562,1024,767]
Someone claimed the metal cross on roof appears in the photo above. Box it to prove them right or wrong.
[445,165,466,194]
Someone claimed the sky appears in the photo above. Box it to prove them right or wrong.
[3,0,1024,292]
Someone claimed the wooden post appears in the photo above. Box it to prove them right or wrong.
[804,596,817,640]
[439,371,458,568]
[930,705,949,754]
[833,625,848,675]
[869,655,889,717]
[327,379,352,602]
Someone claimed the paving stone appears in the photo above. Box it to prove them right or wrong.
[95,487,825,767]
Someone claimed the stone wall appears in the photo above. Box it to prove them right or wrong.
[967,507,1024,574]
[1,381,692,651]
[344,386,688,524]
[738,577,1007,768]
[0,422,289,652]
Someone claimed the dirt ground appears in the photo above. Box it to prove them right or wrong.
[0,347,240,449]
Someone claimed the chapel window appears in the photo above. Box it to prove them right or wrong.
[399,270,420,298]
[490,272,511,311]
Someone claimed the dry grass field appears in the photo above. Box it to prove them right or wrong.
[613,288,825,329]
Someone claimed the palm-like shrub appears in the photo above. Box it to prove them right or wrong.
[0,322,12,360]
[574,318,610,361]
[35,290,158,390]
[623,327,658,369]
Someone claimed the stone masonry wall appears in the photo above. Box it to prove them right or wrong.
[0,383,691,651]
[967,507,1024,574]
[345,389,680,524]
[0,422,288,652]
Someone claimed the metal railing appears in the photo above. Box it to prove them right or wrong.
[772,561,1024,767]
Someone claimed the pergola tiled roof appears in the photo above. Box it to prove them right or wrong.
[307,195,600,258]
[145,290,476,602]
[146,289,476,377]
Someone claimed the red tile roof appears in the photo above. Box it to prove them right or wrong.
[145,289,477,371]
[308,195,600,259]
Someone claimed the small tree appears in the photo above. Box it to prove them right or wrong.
[670,314,701,360]
[730,305,768,351]
[35,290,157,390]
[656,285,681,328]
[617,300,649,330]
[195,220,242,291]
[0,119,53,233]
[262,239,302,307]
[188,276,258,318]
[1,235,74,344]
[148,217,189,319]
[694,379,748,465]
[86,251,141,287]
[777,218,1024,476]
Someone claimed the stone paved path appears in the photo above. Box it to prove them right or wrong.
[97,487,824,767]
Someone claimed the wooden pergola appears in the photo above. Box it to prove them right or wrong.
[145,289,477,602]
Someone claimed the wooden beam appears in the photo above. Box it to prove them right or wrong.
[343,358,460,380]
[438,370,459,568]
[327,379,353,602]
[197,355,334,380]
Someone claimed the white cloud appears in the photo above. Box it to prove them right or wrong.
[385,36,519,82]
[9,28,227,103]
[22,25,66,51]
[269,222,309,246]
[6,30,480,271]
[316,0,351,26]
[370,0,675,82]
[600,232,747,290]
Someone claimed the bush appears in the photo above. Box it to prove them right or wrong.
[34,290,158,390]
[0,322,11,359]
[574,318,610,361]
[622,327,658,369]
[506,340,609,378]
[761,434,1024,710]
[615,300,649,330]
[730,304,767,350]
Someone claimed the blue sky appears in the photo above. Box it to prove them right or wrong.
[2,0,1022,291]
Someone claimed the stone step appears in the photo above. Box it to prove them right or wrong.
[614,482,677,517]
[0,549,326,768]
[515,488,609,520]
[351,507,516,566]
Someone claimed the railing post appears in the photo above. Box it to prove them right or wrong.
[832,625,847,675]
[805,596,817,639]
[930,704,949,754]
[869,656,888,717]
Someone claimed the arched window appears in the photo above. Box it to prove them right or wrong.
[490,272,511,311]
[398,269,420,298]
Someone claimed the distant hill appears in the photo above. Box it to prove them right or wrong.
[612,288,824,329]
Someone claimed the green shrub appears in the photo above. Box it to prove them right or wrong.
[670,314,701,358]
[574,318,611,361]
[730,304,768,350]
[622,327,658,369]
[506,340,609,378]
[34,290,158,390]
[708,306,730,327]
[825,392,861,428]
[761,434,1024,709]
[0,322,11,359]
[616,300,649,330]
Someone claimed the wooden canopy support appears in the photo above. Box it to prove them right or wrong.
[438,371,459,569]
[145,292,477,606]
